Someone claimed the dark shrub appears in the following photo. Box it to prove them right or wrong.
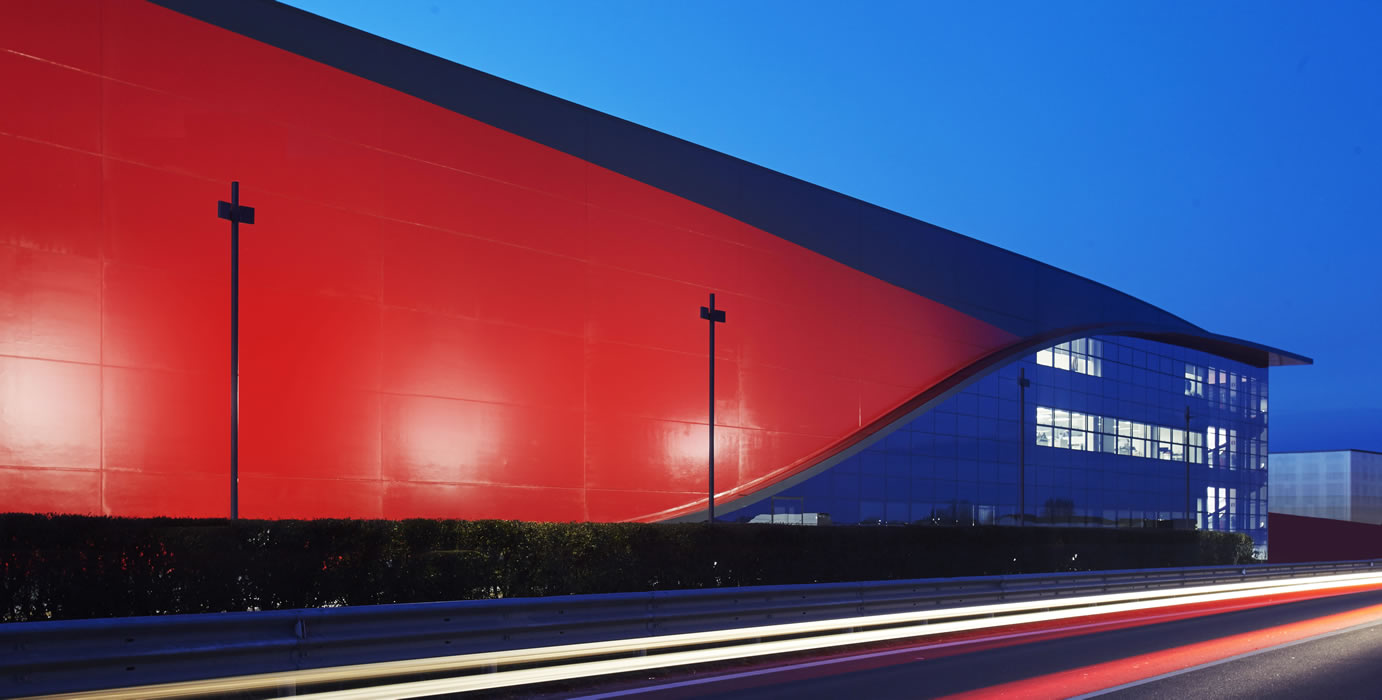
[0,514,1253,623]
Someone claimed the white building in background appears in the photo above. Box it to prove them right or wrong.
[1270,450,1382,524]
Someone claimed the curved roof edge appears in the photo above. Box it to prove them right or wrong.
[1128,330,1311,368]
[151,1,1307,372]
[660,323,1310,523]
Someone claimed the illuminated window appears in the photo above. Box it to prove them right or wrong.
[1206,426,1235,467]
[1034,405,1202,464]
[1036,338,1102,377]
[1185,364,1204,397]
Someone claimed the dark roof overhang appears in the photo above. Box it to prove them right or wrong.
[151,0,1310,371]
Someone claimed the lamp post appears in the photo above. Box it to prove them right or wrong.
[1018,367,1030,526]
[217,182,255,520]
[699,293,726,523]
[1184,406,1192,529]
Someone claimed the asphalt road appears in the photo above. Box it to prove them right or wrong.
[559,587,1382,699]
[1098,619,1382,699]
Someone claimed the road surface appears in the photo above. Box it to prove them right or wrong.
[554,587,1382,699]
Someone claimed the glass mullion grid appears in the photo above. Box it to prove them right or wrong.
[1035,406,1196,463]
[1036,338,1103,377]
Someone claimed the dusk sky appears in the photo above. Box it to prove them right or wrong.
[282,0,1381,453]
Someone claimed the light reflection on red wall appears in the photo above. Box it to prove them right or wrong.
[0,0,1015,521]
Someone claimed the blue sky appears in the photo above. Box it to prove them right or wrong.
[282,0,1381,453]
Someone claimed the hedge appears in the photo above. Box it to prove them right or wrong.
[1,515,1253,623]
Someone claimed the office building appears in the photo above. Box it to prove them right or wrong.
[0,2,1306,554]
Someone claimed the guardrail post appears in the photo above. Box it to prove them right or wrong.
[294,617,307,664]
[271,616,307,696]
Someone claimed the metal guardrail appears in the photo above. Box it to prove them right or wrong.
[4,559,1378,698]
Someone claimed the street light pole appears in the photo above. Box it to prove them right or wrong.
[218,182,255,520]
[700,293,726,523]
[1018,367,1030,526]
[1184,406,1192,529]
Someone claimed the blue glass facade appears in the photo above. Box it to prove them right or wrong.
[724,335,1270,555]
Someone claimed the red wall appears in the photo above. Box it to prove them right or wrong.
[1268,513,1382,563]
[0,0,1015,521]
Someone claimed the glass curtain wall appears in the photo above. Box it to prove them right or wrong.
[721,335,1270,555]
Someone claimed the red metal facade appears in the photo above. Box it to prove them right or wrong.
[0,0,1016,521]
[1267,513,1382,563]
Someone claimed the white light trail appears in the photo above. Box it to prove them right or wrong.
[26,571,1382,700]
